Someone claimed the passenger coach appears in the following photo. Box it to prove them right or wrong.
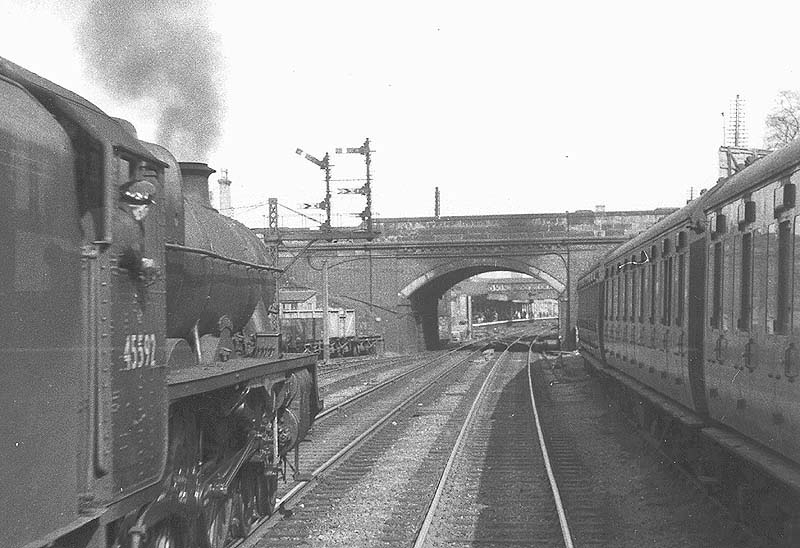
[577,139,800,542]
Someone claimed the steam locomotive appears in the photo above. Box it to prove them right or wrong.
[577,140,800,542]
[1,57,321,548]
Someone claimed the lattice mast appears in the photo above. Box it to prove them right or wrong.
[724,94,748,147]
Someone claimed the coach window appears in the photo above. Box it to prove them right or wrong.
[711,241,724,329]
[611,266,617,320]
[676,252,686,326]
[776,219,793,334]
[614,268,619,321]
[661,239,672,325]
[632,264,638,322]
[616,265,622,320]
[739,231,753,330]
[639,259,647,322]
[663,255,673,325]
[650,247,658,324]
[622,265,631,321]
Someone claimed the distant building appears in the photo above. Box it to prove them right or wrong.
[446,276,559,327]
[279,288,317,312]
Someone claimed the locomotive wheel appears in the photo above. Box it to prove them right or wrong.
[241,464,278,521]
[230,491,246,539]
[206,496,234,548]
[143,518,186,548]
[259,471,278,516]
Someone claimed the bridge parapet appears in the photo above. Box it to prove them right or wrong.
[375,209,677,242]
[269,208,679,354]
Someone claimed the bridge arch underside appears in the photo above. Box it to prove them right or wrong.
[399,258,565,350]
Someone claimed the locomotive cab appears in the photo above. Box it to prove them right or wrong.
[0,56,321,548]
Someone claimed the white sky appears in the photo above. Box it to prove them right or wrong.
[2,1,799,227]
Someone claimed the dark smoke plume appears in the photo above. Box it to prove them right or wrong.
[78,0,223,161]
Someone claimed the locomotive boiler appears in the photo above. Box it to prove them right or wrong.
[576,139,800,543]
[0,56,321,548]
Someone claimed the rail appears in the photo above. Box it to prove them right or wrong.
[412,335,575,548]
[412,334,525,547]
[472,316,558,327]
[528,348,575,548]
[236,341,491,548]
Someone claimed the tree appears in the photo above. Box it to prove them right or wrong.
[764,90,800,149]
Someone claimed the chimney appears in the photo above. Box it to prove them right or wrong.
[218,169,232,214]
[179,162,215,206]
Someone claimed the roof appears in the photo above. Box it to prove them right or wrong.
[602,138,800,269]
[602,191,710,266]
[0,56,165,167]
[279,289,316,303]
[706,139,800,209]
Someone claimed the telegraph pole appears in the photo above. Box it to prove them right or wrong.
[322,153,332,230]
[322,259,330,362]
[363,138,373,234]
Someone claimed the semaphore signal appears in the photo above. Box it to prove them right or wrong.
[335,137,373,233]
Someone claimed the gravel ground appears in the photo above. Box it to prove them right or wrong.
[258,349,763,548]
[301,360,490,547]
[539,353,767,548]
[256,351,494,548]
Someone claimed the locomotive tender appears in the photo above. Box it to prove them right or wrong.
[1,57,321,548]
[577,139,800,540]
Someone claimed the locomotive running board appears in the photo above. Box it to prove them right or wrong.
[167,354,317,400]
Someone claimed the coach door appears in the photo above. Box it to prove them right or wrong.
[687,238,709,415]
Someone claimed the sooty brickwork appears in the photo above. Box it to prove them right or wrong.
[272,209,676,353]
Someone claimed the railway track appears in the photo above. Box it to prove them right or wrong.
[317,348,457,406]
[412,341,595,547]
[231,341,495,547]
[210,325,580,548]
[204,324,757,548]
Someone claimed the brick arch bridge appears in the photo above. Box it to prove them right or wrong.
[263,208,676,353]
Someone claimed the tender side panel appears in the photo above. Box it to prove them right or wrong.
[0,77,82,547]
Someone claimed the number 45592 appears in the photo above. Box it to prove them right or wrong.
[122,333,157,369]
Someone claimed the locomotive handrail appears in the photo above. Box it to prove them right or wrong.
[165,242,283,272]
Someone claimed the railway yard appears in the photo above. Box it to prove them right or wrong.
[212,324,769,548]
[8,45,800,548]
